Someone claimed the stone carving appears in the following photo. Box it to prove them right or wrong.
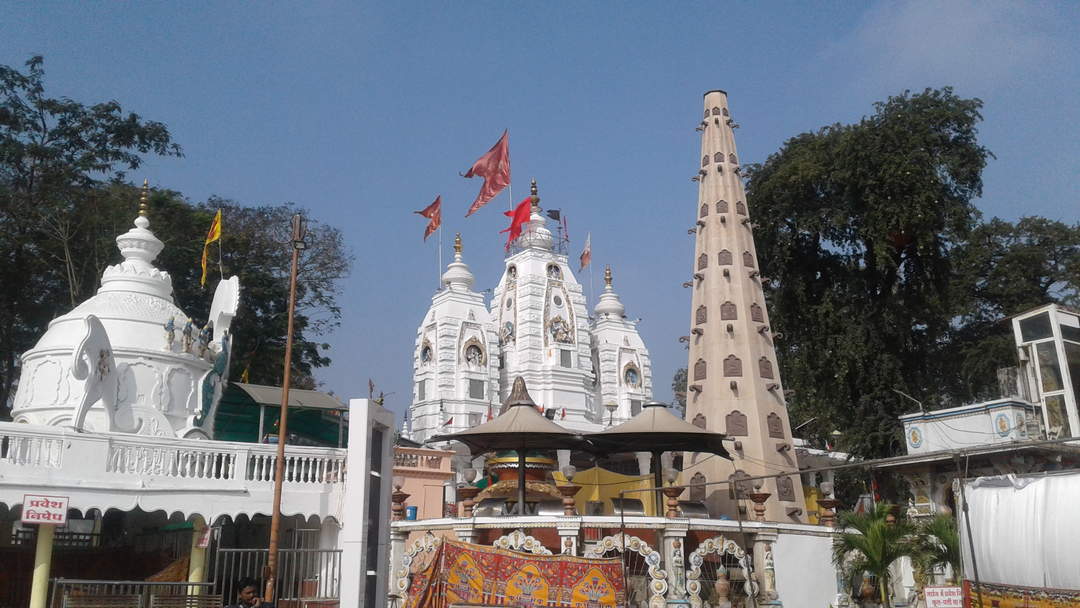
[728,470,751,499]
[725,410,748,436]
[584,533,668,608]
[750,303,764,323]
[700,203,709,218]
[717,249,733,265]
[164,317,176,350]
[736,201,747,215]
[463,338,485,367]
[767,412,784,438]
[182,319,195,353]
[696,305,707,325]
[71,315,131,433]
[711,107,721,116]
[720,302,737,320]
[728,153,737,164]
[702,155,710,166]
[759,357,774,380]
[197,322,213,358]
[723,355,742,377]
[776,476,795,501]
[693,359,707,381]
[492,529,552,555]
[195,332,230,429]
[742,251,755,267]
[548,316,573,344]
[690,472,707,502]
[687,535,750,608]
[716,200,729,213]
[714,152,724,163]
[698,253,708,270]
[692,413,707,429]
[547,264,562,279]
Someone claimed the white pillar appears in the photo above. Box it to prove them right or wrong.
[635,452,652,477]
[386,528,409,606]
[557,520,581,555]
[752,530,780,606]
[660,522,689,605]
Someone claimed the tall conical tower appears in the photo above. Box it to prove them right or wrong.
[682,91,806,522]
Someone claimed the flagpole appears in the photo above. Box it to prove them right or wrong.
[217,233,224,282]
[437,224,443,289]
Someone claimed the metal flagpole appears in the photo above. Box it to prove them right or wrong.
[217,214,225,281]
[264,214,306,604]
[437,224,443,289]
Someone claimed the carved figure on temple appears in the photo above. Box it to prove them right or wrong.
[548,316,572,344]
[164,317,176,350]
[182,318,195,353]
[197,321,214,358]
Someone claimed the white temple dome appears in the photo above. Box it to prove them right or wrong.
[516,180,554,251]
[441,233,475,291]
[594,266,626,317]
[11,182,240,438]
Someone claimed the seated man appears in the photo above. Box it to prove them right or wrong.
[225,577,274,608]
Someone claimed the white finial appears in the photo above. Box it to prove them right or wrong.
[594,265,625,317]
[442,234,475,291]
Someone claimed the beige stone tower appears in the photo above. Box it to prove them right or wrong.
[681,90,807,523]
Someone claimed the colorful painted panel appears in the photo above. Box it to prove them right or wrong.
[964,580,1080,607]
[407,540,626,608]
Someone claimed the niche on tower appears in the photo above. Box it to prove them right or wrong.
[544,278,575,347]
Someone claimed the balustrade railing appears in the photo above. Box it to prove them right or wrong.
[0,422,346,486]
[393,448,449,471]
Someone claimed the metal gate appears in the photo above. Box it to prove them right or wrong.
[212,548,341,603]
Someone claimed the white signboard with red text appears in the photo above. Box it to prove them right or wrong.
[21,494,69,526]
[924,586,962,608]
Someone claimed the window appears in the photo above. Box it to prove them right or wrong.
[1019,313,1053,342]
[1045,395,1072,438]
[469,379,485,400]
[631,400,642,416]
[417,379,426,401]
[468,412,482,427]
[560,349,573,368]
[1037,342,1063,392]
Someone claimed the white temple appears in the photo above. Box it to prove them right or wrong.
[408,180,653,442]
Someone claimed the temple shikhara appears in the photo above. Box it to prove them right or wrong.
[3,89,1079,608]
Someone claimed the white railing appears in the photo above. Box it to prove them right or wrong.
[0,422,346,486]
[0,428,65,469]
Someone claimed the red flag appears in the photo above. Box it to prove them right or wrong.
[414,196,442,241]
[500,197,533,251]
[486,404,493,421]
[579,232,592,271]
[561,408,566,420]
[443,417,454,426]
[463,130,510,216]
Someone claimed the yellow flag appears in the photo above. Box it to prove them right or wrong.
[200,210,222,287]
[240,362,250,384]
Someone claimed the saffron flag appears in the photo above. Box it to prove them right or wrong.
[414,196,442,241]
[579,232,592,271]
[486,403,493,422]
[463,130,510,216]
[500,197,532,251]
[443,417,454,426]
[200,209,222,287]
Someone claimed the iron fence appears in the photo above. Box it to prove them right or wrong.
[48,579,215,608]
[212,548,341,602]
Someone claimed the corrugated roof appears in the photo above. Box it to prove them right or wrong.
[232,382,347,411]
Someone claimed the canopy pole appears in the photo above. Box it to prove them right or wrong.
[652,450,664,515]
[518,449,527,515]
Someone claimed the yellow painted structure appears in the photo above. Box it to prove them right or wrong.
[29,523,55,608]
[188,516,207,594]
[553,467,657,516]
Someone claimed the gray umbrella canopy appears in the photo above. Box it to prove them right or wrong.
[587,401,731,513]
[587,401,731,457]
[428,376,585,514]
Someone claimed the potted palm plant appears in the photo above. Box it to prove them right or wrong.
[910,514,961,598]
[832,503,914,607]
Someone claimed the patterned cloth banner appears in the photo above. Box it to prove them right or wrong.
[407,539,626,608]
[964,580,1080,607]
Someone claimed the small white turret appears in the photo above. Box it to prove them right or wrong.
[516,180,554,251]
[594,265,626,318]
[441,233,475,291]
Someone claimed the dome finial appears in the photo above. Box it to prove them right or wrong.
[138,179,150,217]
[604,265,613,287]
[454,232,462,254]
[530,178,540,207]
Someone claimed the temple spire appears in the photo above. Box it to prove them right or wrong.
[138,179,150,218]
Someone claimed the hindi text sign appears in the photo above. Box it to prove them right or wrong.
[21,494,69,526]
[925,585,962,608]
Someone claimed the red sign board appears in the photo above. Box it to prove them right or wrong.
[21,494,69,526]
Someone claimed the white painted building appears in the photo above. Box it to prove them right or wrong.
[409,181,653,442]
[0,190,393,608]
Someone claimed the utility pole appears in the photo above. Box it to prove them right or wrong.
[264,214,306,603]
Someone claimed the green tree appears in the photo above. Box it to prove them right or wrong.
[671,367,687,416]
[910,514,961,587]
[833,503,914,606]
[0,56,181,416]
[745,88,994,458]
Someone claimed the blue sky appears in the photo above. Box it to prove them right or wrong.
[4,2,1078,421]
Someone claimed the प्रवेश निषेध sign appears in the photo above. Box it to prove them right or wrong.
[21,494,69,526]
[924,585,963,607]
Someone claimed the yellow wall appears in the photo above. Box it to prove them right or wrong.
[554,467,657,516]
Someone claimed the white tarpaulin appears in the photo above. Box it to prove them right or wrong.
[960,472,1080,590]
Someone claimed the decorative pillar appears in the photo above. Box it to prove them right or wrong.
[557,520,581,556]
[28,524,55,608]
[558,484,581,516]
[391,489,410,521]
[387,527,409,602]
[187,516,208,594]
[660,520,690,606]
[747,491,771,522]
[662,486,684,518]
[636,452,652,476]
[458,486,481,518]
[752,530,781,606]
